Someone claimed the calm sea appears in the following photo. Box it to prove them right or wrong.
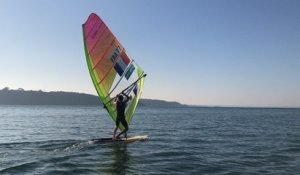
[0,106,299,175]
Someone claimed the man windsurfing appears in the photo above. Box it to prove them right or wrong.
[113,93,132,139]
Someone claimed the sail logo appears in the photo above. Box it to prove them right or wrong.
[114,52,131,76]
[125,64,135,80]
[110,46,121,62]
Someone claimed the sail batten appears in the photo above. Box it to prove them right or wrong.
[83,13,146,129]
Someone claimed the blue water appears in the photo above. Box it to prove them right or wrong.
[0,106,299,174]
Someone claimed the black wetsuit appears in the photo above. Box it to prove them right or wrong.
[116,100,128,128]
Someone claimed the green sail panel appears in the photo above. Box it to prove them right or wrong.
[82,13,146,129]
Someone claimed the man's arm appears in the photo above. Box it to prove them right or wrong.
[122,93,132,103]
[113,95,118,104]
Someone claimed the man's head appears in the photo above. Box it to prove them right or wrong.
[118,94,124,102]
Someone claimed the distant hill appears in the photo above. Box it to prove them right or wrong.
[138,99,184,108]
[0,87,185,107]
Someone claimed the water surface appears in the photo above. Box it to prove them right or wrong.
[0,106,299,174]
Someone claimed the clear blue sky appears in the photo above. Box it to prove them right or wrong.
[0,0,299,107]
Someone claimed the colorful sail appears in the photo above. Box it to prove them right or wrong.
[82,13,146,129]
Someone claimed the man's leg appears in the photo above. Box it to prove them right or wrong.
[113,120,120,139]
[117,119,128,139]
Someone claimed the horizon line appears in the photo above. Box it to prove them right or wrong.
[1,87,300,109]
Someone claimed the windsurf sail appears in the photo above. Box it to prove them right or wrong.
[82,13,146,129]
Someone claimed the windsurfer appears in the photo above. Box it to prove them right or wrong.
[113,93,132,139]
